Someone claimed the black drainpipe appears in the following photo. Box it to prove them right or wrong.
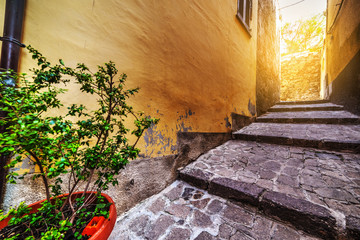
[0,0,26,207]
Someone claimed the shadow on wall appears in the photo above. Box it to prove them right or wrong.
[328,50,360,114]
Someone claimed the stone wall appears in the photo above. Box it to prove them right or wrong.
[281,51,321,101]
[256,0,281,116]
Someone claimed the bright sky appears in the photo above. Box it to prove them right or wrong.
[279,0,327,54]
[279,0,327,23]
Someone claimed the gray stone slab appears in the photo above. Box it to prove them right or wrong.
[277,100,329,105]
[109,181,320,240]
[346,215,360,240]
[209,177,264,206]
[257,110,360,124]
[179,168,213,190]
[260,191,337,239]
[269,102,344,112]
[233,123,360,152]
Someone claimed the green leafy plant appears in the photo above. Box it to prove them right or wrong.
[281,13,326,55]
[0,46,159,239]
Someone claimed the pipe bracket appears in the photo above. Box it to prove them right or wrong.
[0,36,25,48]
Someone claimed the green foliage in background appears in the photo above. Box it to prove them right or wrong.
[281,13,326,55]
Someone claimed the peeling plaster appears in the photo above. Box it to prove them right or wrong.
[176,110,195,132]
[143,123,176,157]
[177,122,192,132]
[12,156,36,175]
[177,110,195,121]
[142,110,196,157]
[248,99,256,116]
[224,117,231,128]
[9,0,260,159]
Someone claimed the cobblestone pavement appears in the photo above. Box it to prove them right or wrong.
[257,111,360,124]
[109,181,320,240]
[234,123,360,144]
[180,140,360,237]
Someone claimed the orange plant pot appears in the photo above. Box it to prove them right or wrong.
[0,192,117,240]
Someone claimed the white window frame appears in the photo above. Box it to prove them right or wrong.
[236,0,252,36]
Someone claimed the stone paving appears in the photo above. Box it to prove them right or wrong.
[257,110,360,124]
[234,123,360,152]
[269,103,343,112]
[277,100,329,105]
[234,123,360,143]
[110,101,360,239]
[180,140,360,238]
[109,181,320,240]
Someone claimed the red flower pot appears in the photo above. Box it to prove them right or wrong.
[0,192,117,240]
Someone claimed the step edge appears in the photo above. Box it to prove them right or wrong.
[268,107,344,112]
[277,100,330,105]
[178,171,340,239]
[232,133,360,153]
[255,118,360,124]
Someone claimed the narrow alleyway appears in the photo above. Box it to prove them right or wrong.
[109,100,360,239]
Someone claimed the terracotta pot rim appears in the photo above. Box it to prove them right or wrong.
[0,191,117,240]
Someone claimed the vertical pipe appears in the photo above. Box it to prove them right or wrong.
[0,0,26,207]
[0,0,26,74]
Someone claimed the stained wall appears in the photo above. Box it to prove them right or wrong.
[0,0,261,213]
[5,0,259,157]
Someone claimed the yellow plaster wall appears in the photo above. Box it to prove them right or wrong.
[0,1,4,54]
[326,0,360,84]
[1,0,258,157]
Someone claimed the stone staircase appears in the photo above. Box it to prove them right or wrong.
[110,100,360,240]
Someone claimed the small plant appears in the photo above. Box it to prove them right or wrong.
[0,46,159,239]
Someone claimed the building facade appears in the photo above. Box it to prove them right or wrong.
[324,0,360,114]
[0,0,280,213]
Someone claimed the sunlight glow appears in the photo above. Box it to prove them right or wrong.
[279,0,327,23]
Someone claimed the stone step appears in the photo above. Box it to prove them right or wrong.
[179,140,360,239]
[233,123,360,153]
[277,99,330,105]
[109,180,322,240]
[257,110,360,124]
[268,102,344,112]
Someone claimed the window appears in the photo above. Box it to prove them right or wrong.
[237,0,252,36]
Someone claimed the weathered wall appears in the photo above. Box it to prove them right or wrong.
[2,133,231,214]
[281,51,321,101]
[12,0,259,157]
[3,156,176,214]
[0,0,262,213]
[325,0,360,113]
[256,0,281,115]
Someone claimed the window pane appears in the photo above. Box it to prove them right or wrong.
[238,0,244,18]
[245,0,250,26]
